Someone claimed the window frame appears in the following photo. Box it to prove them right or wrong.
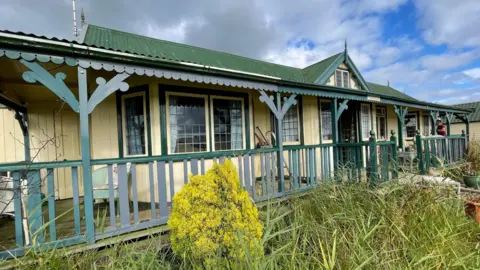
[375,106,387,141]
[166,91,210,155]
[404,112,419,139]
[209,95,246,152]
[335,69,350,88]
[319,99,333,143]
[422,113,431,137]
[121,91,149,157]
[360,103,372,141]
[282,102,301,145]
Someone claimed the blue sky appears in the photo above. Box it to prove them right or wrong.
[0,0,479,104]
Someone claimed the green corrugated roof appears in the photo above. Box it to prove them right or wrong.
[301,53,341,83]
[453,102,480,123]
[83,25,305,82]
[83,24,418,101]
[367,82,417,101]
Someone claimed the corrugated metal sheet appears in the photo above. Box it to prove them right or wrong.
[368,82,417,101]
[301,53,341,83]
[83,25,306,82]
[453,102,480,123]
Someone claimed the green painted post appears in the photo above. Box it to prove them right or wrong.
[390,130,398,179]
[275,92,285,193]
[368,130,378,186]
[466,119,470,143]
[78,67,95,244]
[331,98,339,180]
[394,106,408,150]
[415,130,425,174]
[429,111,439,135]
[445,112,453,136]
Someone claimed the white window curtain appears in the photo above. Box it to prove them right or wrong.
[360,104,371,140]
[230,106,242,149]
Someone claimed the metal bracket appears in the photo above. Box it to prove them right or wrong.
[87,74,130,114]
[14,110,28,136]
[454,113,470,124]
[20,60,79,112]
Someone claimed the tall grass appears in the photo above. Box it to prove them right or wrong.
[8,183,480,269]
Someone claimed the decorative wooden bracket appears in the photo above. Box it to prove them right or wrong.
[393,105,408,120]
[14,110,28,136]
[87,74,130,114]
[454,113,470,124]
[429,110,439,122]
[258,91,297,120]
[445,112,454,124]
[20,59,79,112]
[335,100,349,122]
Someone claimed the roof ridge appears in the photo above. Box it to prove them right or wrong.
[302,53,341,70]
[87,24,301,71]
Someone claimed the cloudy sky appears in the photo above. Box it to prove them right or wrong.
[1,0,479,104]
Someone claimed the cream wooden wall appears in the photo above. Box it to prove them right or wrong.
[0,108,25,163]
[451,122,478,138]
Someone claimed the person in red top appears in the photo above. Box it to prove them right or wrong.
[436,119,446,136]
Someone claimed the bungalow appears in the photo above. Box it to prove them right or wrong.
[0,22,471,258]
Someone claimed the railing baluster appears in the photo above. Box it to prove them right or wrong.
[169,161,175,202]
[191,159,198,175]
[131,163,139,224]
[250,153,256,200]
[265,152,271,196]
[183,160,188,185]
[46,168,56,241]
[200,158,205,175]
[243,155,251,195]
[117,164,130,228]
[72,167,81,236]
[27,170,44,243]
[260,152,265,198]
[238,156,244,187]
[157,161,168,220]
[148,162,156,220]
[12,171,23,247]
[107,165,116,228]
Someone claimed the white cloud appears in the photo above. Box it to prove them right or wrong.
[143,20,190,43]
[463,68,480,79]
[414,0,480,47]
[420,50,478,70]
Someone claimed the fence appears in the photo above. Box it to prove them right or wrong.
[0,133,398,259]
[416,132,467,174]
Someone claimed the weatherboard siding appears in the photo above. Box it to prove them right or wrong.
[0,108,24,163]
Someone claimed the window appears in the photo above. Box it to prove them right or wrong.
[376,107,387,140]
[282,104,300,142]
[168,95,207,154]
[320,101,332,141]
[212,98,244,151]
[123,93,147,156]
[335,69,350,88]
[422,114,431,136]
[360,104,371,140]
[404,113,417,138]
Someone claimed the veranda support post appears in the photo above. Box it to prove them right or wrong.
[390,130,398,179]
[415,130,425,174]
[368,130,378,186]
[78,67,95,244]
[394,105,408,150]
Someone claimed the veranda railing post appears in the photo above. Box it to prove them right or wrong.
[368,130,378,186]
[78,67,95,244]
[390,129,398,179]
[415,130,425,174]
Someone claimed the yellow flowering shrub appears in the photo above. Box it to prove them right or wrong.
[168,160,263,264]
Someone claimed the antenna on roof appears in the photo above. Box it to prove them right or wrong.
[72,0,78,37]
